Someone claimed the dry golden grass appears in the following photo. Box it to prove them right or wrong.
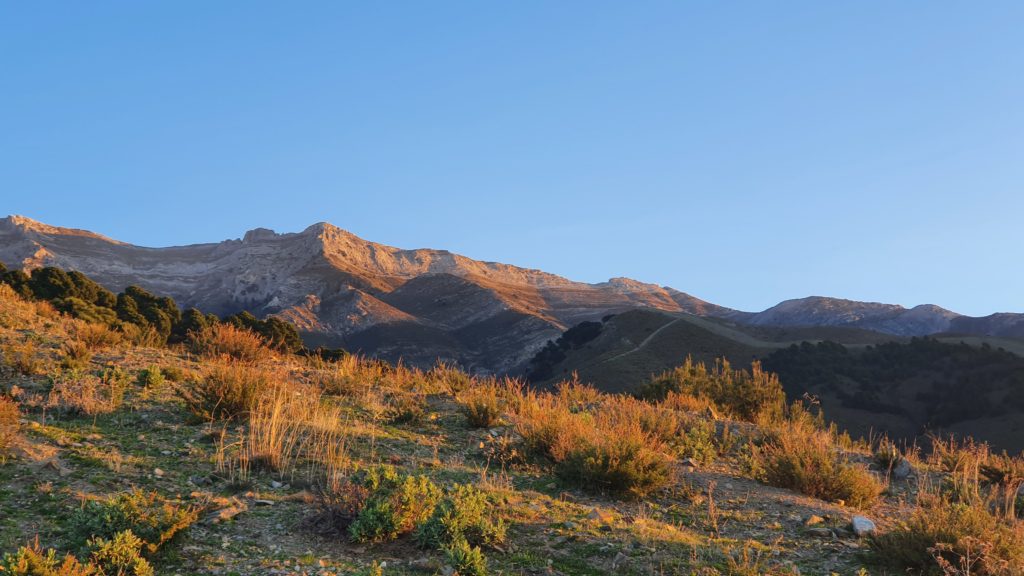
[217,382,348,488]
[457,380,505,428]
[0,395,20,460]
[183,359,281,421]
[46,370,128,416]
[73,322,123,350]
[187,323,272,363]
[509,379,675,497]
[871,467,1024,576]
[748,404,882,509]
[2,337,48,376]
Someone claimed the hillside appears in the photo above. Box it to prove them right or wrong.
[762,339,1024,452]
[0,216,731,374]
[526,309,908,392]
[2,282,1022,575]
[3,215,1024,377]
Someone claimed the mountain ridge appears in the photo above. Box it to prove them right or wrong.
[1,214,1022,373]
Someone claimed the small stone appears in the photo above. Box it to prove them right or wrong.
[587,507,614,523]
[189,475,212,486]
[270,480,284,489]
[160,450,172,455]
[807,527,833,538]
[612,552,629,569]
[851,516,876,537]
[441,566,456,576]
[153,468,165,477]
[805,515,825,526]
[680,457,699,468]
[892,458,913,479]
[254,499,274,506]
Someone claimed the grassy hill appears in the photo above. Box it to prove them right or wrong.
[1,285,1023,575]
[526,309,906,393]
[529,310,1024,452]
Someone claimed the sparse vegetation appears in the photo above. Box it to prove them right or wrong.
[182,359,277,420]
[457,381,504,428]
[639,357,786,422]
[0,395,20,460]
[748,403,882,508]
[69,490,199,556]
[187,323,272,363]
[1,267,1021,575]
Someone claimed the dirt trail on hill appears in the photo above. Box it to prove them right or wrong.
[601,317,687,363]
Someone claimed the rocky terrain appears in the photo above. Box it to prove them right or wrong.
[2,215,1022,375]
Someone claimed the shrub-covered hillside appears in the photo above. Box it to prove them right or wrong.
[0,282,1022,575]
[764,339,1024,452]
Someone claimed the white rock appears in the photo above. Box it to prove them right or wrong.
[851,516,876,537]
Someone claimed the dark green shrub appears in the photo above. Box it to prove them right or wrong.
[551,420,673,498]
[870,492,1024,575]
[416,484,506,550]
[347,466,442,543]
[749,409,881,508]
[158,365,185,383]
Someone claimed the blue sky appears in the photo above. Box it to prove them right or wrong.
[2,2,1022,316]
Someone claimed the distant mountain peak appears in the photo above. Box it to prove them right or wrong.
[2,214,125,245]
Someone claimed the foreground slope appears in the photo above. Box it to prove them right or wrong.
[2,285,1022,575]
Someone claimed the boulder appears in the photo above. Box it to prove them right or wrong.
[851,516,876,537]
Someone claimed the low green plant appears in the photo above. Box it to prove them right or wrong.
[69,490,199,556]
[86,530,154,576]
[416,484,506,550]
[347,466,442,543]
[444,537,488,576]
[675,418,719,465]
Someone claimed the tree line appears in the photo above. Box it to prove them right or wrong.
[0,262,304,353]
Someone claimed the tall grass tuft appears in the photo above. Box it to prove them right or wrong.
[187,324,271,363]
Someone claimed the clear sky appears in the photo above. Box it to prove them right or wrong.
[2,2,1022,316]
